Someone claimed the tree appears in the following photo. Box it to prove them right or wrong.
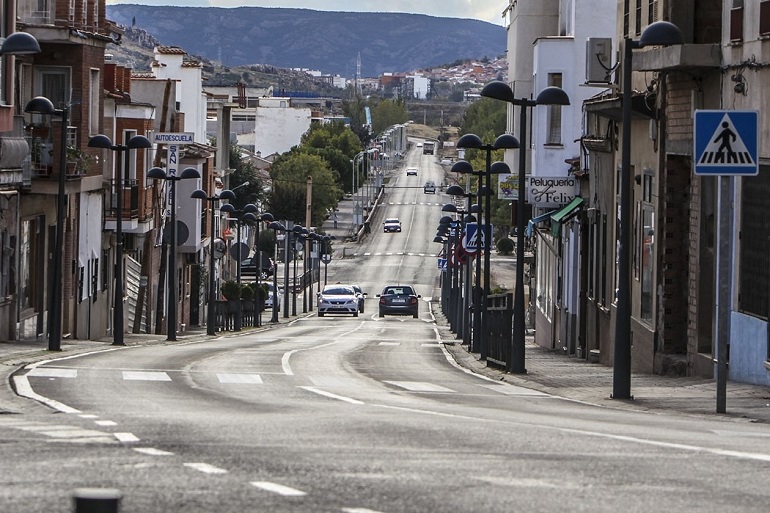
[267,153,342,227]
[227,144,266,209]
[371,99,408,135]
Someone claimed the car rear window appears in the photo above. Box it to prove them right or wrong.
[384,287,414,295]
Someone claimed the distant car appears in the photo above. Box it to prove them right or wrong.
[264,282,280,312]
[377,285,421,318]
[383,218,402,232]
[317,284,359,317]
[351,284,367,313]
[440,158,453,166]
[406,168,418,176]
[423,181,436,194]
[416,142,423,148]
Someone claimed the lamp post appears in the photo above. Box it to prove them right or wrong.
[267,220,286,323]
[147,166,201,340]
[220,203,258,330]
[88,133,153,346]
[291,225,306,315]
[481,81,570,374]
[452,138,517,356]
[24,95,68,352]
[610,21,683,398]
[191,188,236,336]
[442,190,476,344]
[256,213,274,326]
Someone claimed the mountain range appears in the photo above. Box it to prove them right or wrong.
[105,5,506,77]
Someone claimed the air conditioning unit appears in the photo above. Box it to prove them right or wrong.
[586,38,613,84]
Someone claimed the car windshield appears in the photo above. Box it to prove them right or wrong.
[385,219,399,224]
[383,286,414,296]
[323,287,355,296]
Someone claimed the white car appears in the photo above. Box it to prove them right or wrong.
[383,218,402,233]
[406,168,418,176]
[317,284,359,317]
[264,282,280,312]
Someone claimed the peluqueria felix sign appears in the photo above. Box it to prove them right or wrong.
[498,175,578,207]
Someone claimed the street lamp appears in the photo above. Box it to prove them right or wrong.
[191,187,236,336]
[481,80,570,374]
[267,220,286,323]
[24,95,67,352]
[220,202,258,330]
[256,212,275,326]
[452,138,517,357]
[443,189,476,344]
[612,21,683,398]
[291,225,306,315]
[88,133,153,346]
[147,166,201,340]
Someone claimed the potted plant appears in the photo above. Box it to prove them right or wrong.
[255,283,268,312]
[221,280,241,301]
[66,145,94,175]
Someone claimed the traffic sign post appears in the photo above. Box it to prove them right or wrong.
[694,110,758,176]
[693,110,758,413]
[463,223,493,254]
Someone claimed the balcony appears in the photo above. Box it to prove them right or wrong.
[17,0,56,25]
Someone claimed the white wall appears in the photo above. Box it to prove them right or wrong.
[254,100,312,157]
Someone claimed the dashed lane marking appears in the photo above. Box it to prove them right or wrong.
[133,447,174,456]
[114,432,140,443]
[383,381,454,393]
[27,368,77,378]
[122,371,172,381]
[217,373,264,384]
[250,481,307,496]
[184,462,228,474]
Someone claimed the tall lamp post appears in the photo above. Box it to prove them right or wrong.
[220,203,258,330]
[191,188,236,335]
[256,213,274,326]
[442,191,476,344]
[267,220,286,323]
[611,21,683,398]
[88,133,153,346]
[147,166,201,340]
[451,141,517,356]
[480,81,570,374]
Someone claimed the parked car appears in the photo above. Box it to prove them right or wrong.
[423,181,436,194]
[351,284,367,313]
[383,218,402,232]
[406,167,418,176]
[264,282,280,312]
[317,284,360,317]
[377,285,421,318]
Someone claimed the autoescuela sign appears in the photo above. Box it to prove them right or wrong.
[497,174,578,207]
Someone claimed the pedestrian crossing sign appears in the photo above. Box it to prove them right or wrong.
[694,110,758,176]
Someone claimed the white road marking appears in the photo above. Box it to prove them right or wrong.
[79,414,99,419]
[40,428,110,439]
[250,481,307,496]
[217,373,263,384]
[122,371,172,381]
[282,350,297,376]
[114,432,140,443]
[420,343,442,347]
[300,386,364,405]
[27,368,77,378]
[184,462,228,474]
[343,509,387,513]
[378,342,400,346]
[477,384,549,397]
[94,420,118,426]
[384,381,454,393]
[12,375,81,413]
[133,447,174,456]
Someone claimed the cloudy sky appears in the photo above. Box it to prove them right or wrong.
[104,1,507,24]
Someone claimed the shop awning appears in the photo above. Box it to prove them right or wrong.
[525,210,556,237]
[550,197,584,237]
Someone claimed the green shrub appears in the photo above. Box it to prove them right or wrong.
[221,280,241,300]
[240,283,255,301]
[496,237,514,255]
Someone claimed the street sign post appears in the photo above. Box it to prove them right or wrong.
[694,110,758,176]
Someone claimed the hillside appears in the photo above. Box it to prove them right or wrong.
[105,4,505,77]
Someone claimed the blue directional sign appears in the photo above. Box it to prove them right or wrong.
[694,110,758,176]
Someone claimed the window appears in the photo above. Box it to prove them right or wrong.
[623,0,630,38]
[731,0,744,43]
[34,66,71,109]
[738,164,770,318]
[761,0,770,36]
[122,129,137,181]
[536,236,555,320]
[635,0,642,36]
[545,73,563,145]
[89,69,100,135]
[648,0,658,24]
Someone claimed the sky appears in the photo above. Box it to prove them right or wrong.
[104,1,506,25]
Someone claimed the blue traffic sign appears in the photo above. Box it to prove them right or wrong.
[463,223,493,253]
[694,110,758,176]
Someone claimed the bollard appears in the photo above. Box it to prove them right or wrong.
[72,488,121,513]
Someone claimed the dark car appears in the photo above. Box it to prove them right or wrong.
[377,285,421,318]
[241,251,274,279]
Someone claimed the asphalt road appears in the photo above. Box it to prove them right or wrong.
[3,147,770,512]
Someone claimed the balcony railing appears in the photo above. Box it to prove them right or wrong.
[106,179,139,218]
[17,0,55,25]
